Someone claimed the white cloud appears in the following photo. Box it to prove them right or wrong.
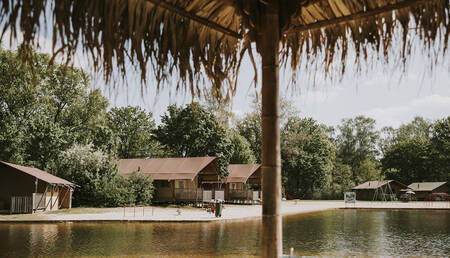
[364,95,450,128]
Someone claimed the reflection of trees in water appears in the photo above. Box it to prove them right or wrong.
[1,211,448,256]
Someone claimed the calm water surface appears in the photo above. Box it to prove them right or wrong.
[0,209,449,257]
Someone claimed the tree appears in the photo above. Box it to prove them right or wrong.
[382,136,431,183]
[107,106,158,158]
[429,117,450,181]
[356,158,382,183]
[335,116,380,184]
[281,118,335,199]
[51,144,133,207]
[235,96,298,163]
[128,172,155,205]
[235,111,262,163]
[380,117,446,184]
[326,161,354,199]
[228,129,256,164]
[0,48,110,169]
[154,103,233,177]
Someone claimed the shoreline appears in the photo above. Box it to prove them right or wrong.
[0,201,448,223]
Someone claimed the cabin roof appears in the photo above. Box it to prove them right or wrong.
[408,182,448,192]
[224,164,261,184]
[118,157,218,181]
[0,161,75,186]
[352,180,407,190]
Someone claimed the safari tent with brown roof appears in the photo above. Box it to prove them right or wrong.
[2,0,448,255]
[118,157,220,203]
[0,161,75,214]
[224,164,262,202]
[352,180,407,201]
[407,182,449,200]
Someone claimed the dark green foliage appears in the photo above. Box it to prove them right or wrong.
[235,112,262,163]
[335,116,380,184]
[154,103,233,177]
[107,106,159,158]
[281,118,335,199]
[128,172,155,205]
[228,129,256,164]
[0,48,111,169]
[382,116,449,183]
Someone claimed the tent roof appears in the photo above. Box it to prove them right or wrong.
[118,157,218,181]
[352,180,407,190]
[0,161,75,186]
[408,182,448,192]
[224,164,261,183]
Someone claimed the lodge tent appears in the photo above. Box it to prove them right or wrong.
[352,180,407,201]
[0,161,75,213]
[407,182,449,200]
[118,157,220,203]
[224,164,261,202]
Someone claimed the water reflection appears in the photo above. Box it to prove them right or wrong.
[0,210,448,257]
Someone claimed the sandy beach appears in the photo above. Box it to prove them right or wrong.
[0,200,448,223]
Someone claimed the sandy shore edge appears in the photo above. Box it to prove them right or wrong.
[0,201,448,223]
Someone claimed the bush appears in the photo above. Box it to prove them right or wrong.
[51,144,152,207]
[128,172,154,206]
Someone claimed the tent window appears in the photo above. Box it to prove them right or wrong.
[177,181,185,189]
[232,183,237,190]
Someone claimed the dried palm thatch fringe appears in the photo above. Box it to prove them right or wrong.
[0,0,448,100]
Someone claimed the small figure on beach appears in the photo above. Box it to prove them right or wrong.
[176,208,182,216]
[214,200,223,218]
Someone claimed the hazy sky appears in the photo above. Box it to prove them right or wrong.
[102,49,450,130]
[2,30,449,129]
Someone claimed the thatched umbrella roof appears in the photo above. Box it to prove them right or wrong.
[1,0,448,257]
[1,0,447,96]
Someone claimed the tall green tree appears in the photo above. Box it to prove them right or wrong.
[429,117,450,181]
[154,103,233,177]
[383,117,449,183]
[335,116,380,183]
[228,129,256,164]
[0,48,110,169]
[235,96,298,163]
[107,106,158,158]
[281,117,335,199]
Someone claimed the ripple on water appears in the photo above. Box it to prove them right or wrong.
[0,209,448,257]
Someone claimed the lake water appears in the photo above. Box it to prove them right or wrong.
[0,209,449,257]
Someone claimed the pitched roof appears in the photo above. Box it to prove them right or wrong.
[352,180,407,190]
[0,161,75,186]
[224,164,261,183]
[408,182,448,192]
[118,157,217,181]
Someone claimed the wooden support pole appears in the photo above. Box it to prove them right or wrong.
[52,186,61,210]
[260,1,282,257]
[58,186,70,209]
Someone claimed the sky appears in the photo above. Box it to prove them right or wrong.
[2,28,449,130]
[101,48,450,130]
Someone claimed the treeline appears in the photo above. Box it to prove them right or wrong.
[1,48,448,204]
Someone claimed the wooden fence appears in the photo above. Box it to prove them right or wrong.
[174,188,203,202]
[229,190,261,201]
[10,196,33,214]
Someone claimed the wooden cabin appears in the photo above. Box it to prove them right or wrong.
[118,157,221,203]
[407,182,449,200]
[0,161,75,214]
[223,164,261,203]
[352,180,407,201]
